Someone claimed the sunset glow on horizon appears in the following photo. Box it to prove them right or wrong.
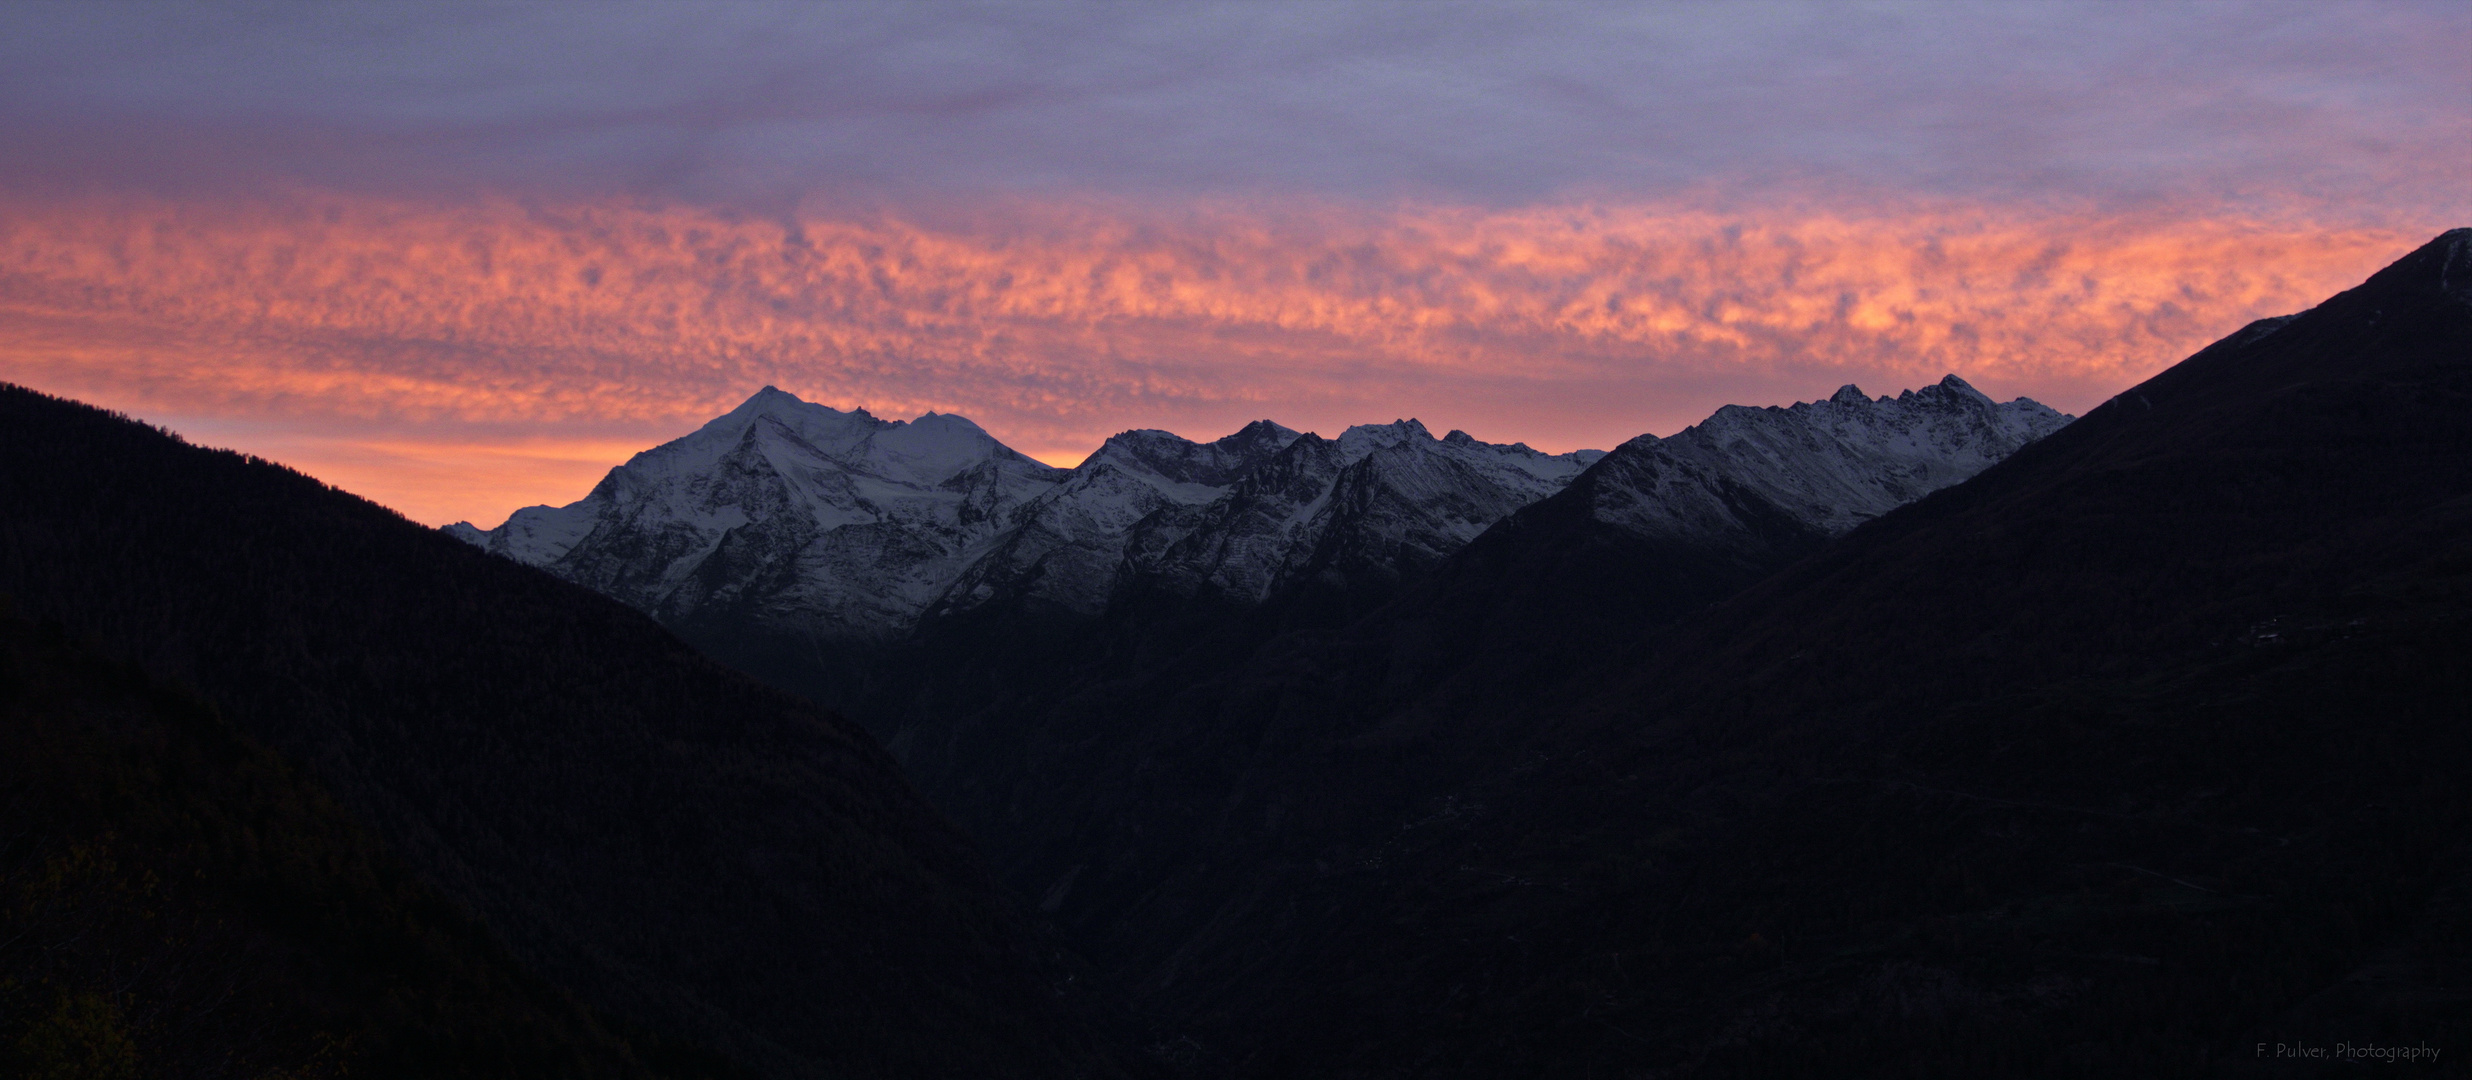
[1,190,2436,525]
[2,2,2462,526]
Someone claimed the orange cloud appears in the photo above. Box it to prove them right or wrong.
[0,188,2427,525]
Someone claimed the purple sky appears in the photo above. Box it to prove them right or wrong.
[4,1,2460,213]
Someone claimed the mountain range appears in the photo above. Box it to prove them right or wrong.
[4,228,2465,1078]
[450,375,2067,646]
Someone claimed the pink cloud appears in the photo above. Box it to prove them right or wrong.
[0,188,2429,525]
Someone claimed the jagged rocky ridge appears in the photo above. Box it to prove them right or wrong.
[1579,378,2068,543]
[452,376,2068,640]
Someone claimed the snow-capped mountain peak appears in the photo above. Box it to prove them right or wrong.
[1083,419,1303,490]
[1336,418,1433,463]
[452,387,1066,632]
[1577,374,2071,544]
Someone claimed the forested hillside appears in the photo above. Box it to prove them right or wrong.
[0,603,685,1078]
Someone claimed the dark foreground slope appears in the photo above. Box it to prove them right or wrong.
[1193,231,2472,1075]
[0,604,666,1078]
[0,387,1120,1079]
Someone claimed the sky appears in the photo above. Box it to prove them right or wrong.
[1,2,2465,526]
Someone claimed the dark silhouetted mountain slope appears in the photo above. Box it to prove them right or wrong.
[0,386,1127,1079]
[0,602,677,1079]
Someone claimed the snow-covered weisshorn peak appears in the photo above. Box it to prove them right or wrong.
[451,387,1072,637]
[1575,375,2072,543]
[449,377,2068,638]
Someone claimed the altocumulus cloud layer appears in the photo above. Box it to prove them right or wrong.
[0,1,2463,525]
